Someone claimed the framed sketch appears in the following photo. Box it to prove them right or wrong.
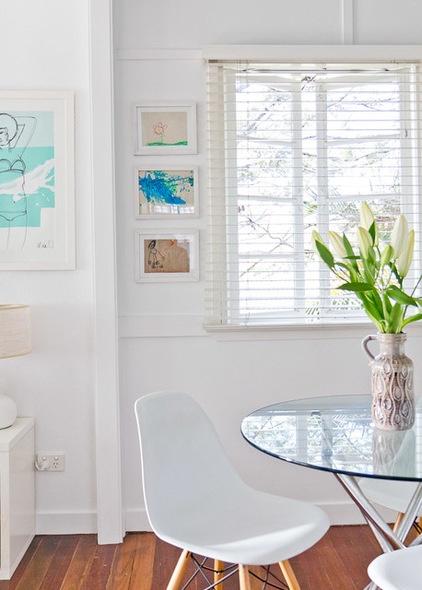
[134,102,197,155]
[135,229,199,282]
[135,165,199,218]
[0,90,75,270]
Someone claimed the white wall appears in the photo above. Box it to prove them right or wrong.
[2,2,98,533]
[7,0,422,540]
[115,0,422,531]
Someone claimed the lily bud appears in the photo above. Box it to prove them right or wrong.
[391,214,409,259]
[380,244,394,267]
[311,230,324,253]
[357,227,372,259]
[360,202,377,245]
[397,229,414,278]
[328,231,348,259]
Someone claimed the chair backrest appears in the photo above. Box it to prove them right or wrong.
[368,544,422,590]
[134,391,245,537]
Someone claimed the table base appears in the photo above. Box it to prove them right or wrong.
[334,474,422,590]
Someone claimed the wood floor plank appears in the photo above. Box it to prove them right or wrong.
[125,532,155,590]
[0,536,43,590]
[39,536,80,590]
[106,532,146,590]
[15,536,61,590]
[58,535,99,590]
[78,543,117,590]
[0,525,388,589]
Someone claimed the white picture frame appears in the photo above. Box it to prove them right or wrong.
[135,229,199,282]
[134,102,197,155]
[0,90,75,270]
[134,165,199,218]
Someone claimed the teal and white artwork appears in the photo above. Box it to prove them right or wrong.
[0,91,74,269]
[0,110,55,229]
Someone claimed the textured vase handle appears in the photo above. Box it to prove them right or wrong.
[361,334,377,360]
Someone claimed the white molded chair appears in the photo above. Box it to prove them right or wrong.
[368,545,422,590]
[134,391,330,590]
[359,479,422,534]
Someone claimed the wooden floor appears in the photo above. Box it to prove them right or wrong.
[0,526,382,590]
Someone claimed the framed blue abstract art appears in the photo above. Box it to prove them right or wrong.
[0,90,75,270]
[135,166,199,218]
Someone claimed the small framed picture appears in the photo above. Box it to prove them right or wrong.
[134,166,199,218]
[135,230,199,282]
[134,102,197,155]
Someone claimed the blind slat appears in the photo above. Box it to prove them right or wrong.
[205,58,422,329]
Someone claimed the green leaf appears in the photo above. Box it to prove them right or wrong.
[315,240,335,269]
[359,292,384,322]
[368,220,377,245]
[403,312,422,327]
[342,234,358,271]
[338,281,375,292]
[388,302,405,333]
[386,285,418,307]
[367,289,384,316]
[361,251,376,283]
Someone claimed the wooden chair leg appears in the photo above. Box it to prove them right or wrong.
[279,560,301,590]
[167,549,191,590]
[393,512,404,534]
[238,564,252,590]
[214,559,224,589]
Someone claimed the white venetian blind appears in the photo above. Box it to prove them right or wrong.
[205,58,422,329]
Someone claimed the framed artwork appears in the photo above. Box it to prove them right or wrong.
[135,230,199,282]
[135,165,199,218]
[134,102,197,155]
[0,90,75,270]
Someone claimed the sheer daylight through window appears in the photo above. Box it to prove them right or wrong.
[205,59,422,329]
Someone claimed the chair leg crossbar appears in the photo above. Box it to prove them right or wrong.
[173,553,291,590]
[180,555,238,590]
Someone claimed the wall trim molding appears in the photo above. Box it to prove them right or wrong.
[117,49,202,61]
[123,502,396,532]
[90,0,124,545]
[119,313,422,341]
[36,511,98,535]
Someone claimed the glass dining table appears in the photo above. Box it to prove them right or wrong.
[241,394,422,589]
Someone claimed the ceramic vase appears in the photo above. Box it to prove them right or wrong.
[362,333,415,431]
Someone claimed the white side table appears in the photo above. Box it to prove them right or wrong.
[0,417,35,579]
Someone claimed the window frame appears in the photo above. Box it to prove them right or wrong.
[204,46,422,333]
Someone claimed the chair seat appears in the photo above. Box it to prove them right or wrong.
[368,545,422,590]
[156,487,329,565]
[359,478,422,515]
[135,391,330,590]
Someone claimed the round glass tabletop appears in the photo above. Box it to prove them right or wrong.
[241,394,422,480]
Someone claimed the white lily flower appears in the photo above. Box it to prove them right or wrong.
[311,230,324,253]
[360,202,377,245]
[380,244,393,267]
[328,231,347,259]
[360,202,374,229]
[391,214,409,259]
[397,229,415,278]
[357,227,372,259]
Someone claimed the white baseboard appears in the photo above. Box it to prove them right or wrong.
[35,501,396,537]
[124,502,396,532]
[36,511,98,535]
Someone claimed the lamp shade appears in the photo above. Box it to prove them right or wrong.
[0,305,31,359]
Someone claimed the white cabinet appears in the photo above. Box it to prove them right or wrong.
[0,418,35,579]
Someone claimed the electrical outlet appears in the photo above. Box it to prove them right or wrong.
[36,453,65,472]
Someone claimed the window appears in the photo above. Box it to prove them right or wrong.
[205,56,422,329]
